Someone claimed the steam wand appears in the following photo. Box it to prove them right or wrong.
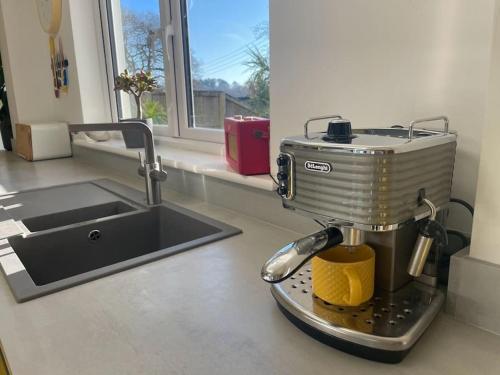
[407,196,448,277]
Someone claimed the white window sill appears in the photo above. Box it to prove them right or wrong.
[72,137,275,192]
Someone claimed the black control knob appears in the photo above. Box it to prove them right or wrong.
[323,119,355,143]
[276,155,288,167]
[277,186,288,196]
[277,171,288,181]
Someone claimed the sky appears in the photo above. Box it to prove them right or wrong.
[120,0,269,84]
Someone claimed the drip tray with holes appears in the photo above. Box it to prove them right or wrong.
[271,263,445,363]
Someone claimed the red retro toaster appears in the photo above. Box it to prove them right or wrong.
[224,116,270,175]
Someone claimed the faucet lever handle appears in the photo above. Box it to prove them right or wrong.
[138,152,146,177]
[150,154,167,182]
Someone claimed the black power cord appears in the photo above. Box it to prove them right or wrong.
[449,197,474,216]
[438,197,474,285]
[269,173,279,186]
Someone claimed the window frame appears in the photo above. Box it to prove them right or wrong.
[172,0,224,143]
[101,0,225,143]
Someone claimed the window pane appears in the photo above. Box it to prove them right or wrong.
[112,0,168,126]
[183,0,269,130]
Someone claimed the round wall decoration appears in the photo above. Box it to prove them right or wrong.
[35,0,62,35]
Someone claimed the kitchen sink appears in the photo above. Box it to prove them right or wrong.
[21,201,137,232]
[11,206,222,286]
[0,180,241,302]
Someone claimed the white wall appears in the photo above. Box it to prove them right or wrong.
[0,0,110,129]
[0,0,80,126]
[469,1,500,264]
[269,0,496,231]
[68,0,111,123]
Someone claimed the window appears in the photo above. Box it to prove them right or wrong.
[103,0,269,143]
[105,0,169,125]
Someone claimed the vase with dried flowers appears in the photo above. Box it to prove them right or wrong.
[114,69,158,148]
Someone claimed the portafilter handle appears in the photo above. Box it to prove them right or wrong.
[261,227,344,283]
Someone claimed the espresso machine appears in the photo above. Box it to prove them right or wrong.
[261,115,456,363]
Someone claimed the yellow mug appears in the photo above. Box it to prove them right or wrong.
[312,244,375,306]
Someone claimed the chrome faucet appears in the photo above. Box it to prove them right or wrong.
[68,122,167,205]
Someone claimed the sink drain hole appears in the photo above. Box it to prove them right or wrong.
[88,229,102,242]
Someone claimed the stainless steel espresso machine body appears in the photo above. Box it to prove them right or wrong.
[262,115,457,363]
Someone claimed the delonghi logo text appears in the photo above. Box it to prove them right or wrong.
[304,160,332,173]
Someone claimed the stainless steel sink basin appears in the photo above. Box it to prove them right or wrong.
[21,201,137,232]
[11,206,222,286]
[0,180,241,302]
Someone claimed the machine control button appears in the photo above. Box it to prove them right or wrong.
[277,171,288,181]
[323,119,355,143]
[276,155,288,166]
[277,186,288,196]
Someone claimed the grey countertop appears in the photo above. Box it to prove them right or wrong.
[1,151,500,375]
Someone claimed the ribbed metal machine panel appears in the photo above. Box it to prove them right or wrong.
[281,142,456,226]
